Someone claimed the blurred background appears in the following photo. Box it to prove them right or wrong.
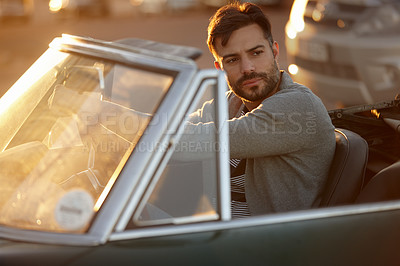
[0,0,294,97]
[2,0,399,109]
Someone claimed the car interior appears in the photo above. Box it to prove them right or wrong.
[319,128,368,207]
[329,99,400,205]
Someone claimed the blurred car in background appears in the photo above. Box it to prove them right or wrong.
[130,0,199,15]
[49,0,109,17]
[200,0,282,8]
[285,0,400,107]
[0,0,33,22]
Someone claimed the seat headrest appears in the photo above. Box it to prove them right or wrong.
[320,128,368,206]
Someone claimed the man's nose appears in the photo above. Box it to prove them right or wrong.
[240,57,255,74]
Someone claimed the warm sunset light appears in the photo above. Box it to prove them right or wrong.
[312,9,322,22]
[337,19,346,29]
[93,146,135,212]
[49,0,66,12]
[285,0,308,39]
[371,109,381,119]
[288,64,299,75]
[130,0,144,6]
[0,49,67,118]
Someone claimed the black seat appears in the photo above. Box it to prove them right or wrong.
[319,128,369,207]
[356,161,400,203]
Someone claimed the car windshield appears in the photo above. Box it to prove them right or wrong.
[0,48,173,233]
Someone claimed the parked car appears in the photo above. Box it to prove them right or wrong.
[130,0,199,14]
[49,0,109,17]
[0,34,399,265]
[0,0,33,22]
[200,0,282,8]
[285,0,400,108]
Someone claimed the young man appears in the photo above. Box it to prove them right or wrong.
[186,2,336,216]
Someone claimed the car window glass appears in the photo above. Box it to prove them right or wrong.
[132,82,219,226]
[109,64,173,113]
[0,51,173,233]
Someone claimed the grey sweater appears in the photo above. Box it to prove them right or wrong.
[186,71,336,215]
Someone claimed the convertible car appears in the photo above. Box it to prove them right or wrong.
[0,34,399,265]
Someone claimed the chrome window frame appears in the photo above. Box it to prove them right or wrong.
[112,69,231,232]
[109,200,400,242]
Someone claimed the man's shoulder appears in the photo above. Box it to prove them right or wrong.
[272,72,324,107]
[280,71,313,94]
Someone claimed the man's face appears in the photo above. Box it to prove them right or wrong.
[214,24,280,104]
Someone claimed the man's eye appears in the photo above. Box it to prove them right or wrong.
[226,58,238,64]
[253,50,263,56]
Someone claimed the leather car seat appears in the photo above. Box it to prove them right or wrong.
[355,161,400,203]
[319,128,369,207]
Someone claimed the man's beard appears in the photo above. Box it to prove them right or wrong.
[228,61,280,103]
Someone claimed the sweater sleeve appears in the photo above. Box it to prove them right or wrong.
[178,79,333,161]
[188,98,216,124]
[228,88,332,159]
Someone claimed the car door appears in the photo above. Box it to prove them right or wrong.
[93,72,400,265]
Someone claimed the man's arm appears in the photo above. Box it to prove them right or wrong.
[182,90,332,160]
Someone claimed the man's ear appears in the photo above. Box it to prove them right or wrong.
[214,61,222,70]
[272,41,279,59]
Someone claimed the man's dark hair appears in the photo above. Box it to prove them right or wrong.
[207,2,274,58]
